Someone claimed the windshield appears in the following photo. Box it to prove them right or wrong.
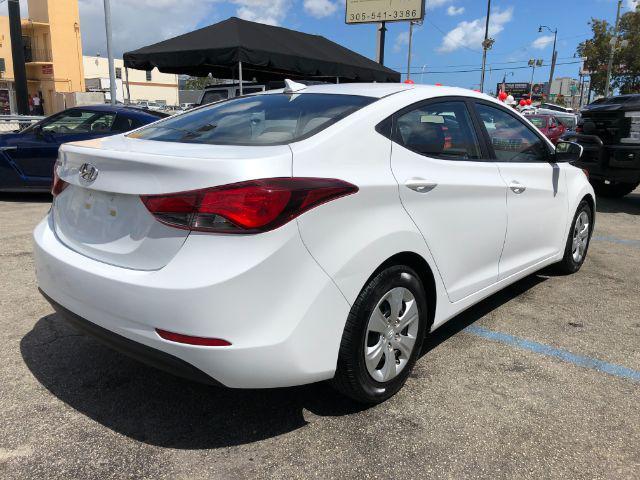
[129,93,376,145]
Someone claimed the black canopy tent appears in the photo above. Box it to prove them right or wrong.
[123,17,400,93]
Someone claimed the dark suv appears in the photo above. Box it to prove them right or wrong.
[564,94,640,197]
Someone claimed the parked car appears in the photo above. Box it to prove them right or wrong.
[565,94,640,198]
[526,114,567,144]
[197,83,268,106]
[34,83,594,404]
[0,105,166,192]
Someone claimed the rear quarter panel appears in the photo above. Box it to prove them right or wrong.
[290,95,449,312]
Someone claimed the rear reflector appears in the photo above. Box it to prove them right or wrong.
[156,328,232,346]
[141,177,358,234]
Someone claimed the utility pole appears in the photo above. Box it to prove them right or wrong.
[8,0,28,114]
[406,20,422,81]
[406,21,414,80]
[479,0,493,93]
[103,0,117,105]
[605,0,623,98]
[539,25,558,99]
[376,22,387,65]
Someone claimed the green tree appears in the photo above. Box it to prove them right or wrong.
[577,6,640,96]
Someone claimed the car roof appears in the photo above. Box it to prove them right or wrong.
[67,104,167,118]
[260,82,498,101]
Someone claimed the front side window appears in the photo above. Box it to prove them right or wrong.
[394,101,481,160]
[130,93,375,145]
[476,103,551,163]
[38,110,115,135]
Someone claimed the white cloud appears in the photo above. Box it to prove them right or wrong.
[531,34,554,50]
[394,31,410,53]
[304,0,338,18]
[626,0,639,11]
[446,5,465,16]
[78,0,217,58]
[233,0,291,25]
[427,0,453,9]
[437,7,514,53]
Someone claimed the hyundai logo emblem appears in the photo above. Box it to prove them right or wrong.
[79,163,99,183]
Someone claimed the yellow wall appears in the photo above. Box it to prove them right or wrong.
[0,0,85,114]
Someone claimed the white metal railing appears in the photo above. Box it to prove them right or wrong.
[0,114,44,132]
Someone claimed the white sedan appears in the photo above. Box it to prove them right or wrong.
[34,82,594,404]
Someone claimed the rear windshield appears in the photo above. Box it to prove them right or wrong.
[130,93,376,145]
[527,116,546,128]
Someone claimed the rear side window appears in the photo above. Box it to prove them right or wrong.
[393,101,481,160]
[130,94,375,145]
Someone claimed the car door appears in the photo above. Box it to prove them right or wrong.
[4,109,116,180]
[389,98,508,302]
[473,101,568,280]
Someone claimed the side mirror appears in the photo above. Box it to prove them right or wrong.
[555,141,583,163]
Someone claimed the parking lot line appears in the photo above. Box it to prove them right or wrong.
[464,325,640,382]
[592,235,640,248]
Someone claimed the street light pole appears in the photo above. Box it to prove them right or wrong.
[605,0,623,98]
[103,0,117,105]
[479,0,493,93]
[539,25,558,99]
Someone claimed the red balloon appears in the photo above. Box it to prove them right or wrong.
[498,91,508,101]
[519,99,526,106]
[404,79,415,84]
[526,98,532,105]
[473,89,481,92]
[435,83,443,86]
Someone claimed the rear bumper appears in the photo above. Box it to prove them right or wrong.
[41,289,221,386]
[34,214,351,388]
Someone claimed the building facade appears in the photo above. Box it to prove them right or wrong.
[83,56,179,106]
[0,0,85,115]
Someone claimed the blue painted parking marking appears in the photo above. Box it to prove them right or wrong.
[592,235,640,248]
[464,325,640,382]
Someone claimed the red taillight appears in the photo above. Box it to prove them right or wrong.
[140,177,358,233]
[156,329,231,346]
[51,160,69,197]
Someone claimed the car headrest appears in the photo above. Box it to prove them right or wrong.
[405,121,445,156]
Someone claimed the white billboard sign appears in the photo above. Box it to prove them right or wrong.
[345,0,425,24]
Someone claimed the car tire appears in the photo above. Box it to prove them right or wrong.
[591,180,639,198]
[331,265,428,404]
[552,200,593,275]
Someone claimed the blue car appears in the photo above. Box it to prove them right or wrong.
[0,105,166,192]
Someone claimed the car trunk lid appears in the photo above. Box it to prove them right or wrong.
[52,136,292,270]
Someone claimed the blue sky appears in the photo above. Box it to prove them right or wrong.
[69,0,639,90]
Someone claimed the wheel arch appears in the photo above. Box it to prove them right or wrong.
[581,193,596,231]
[369,251,437,330]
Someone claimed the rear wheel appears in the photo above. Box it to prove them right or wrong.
[332,265,427,404]
[591,180,639,198]
[552,200,593,275]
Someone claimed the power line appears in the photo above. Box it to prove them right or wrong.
[396,60,583,75]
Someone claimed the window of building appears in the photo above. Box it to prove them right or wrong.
[115,67,122,79]
[146,70,152,82]
[476,103,551,163]
[394,101,481,160]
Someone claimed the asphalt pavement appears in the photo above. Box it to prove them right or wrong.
[1,189,638,479]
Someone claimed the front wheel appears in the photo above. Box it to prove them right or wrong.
[331,265,428,404]
[552,200,593,275]
[591,180,639,198]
